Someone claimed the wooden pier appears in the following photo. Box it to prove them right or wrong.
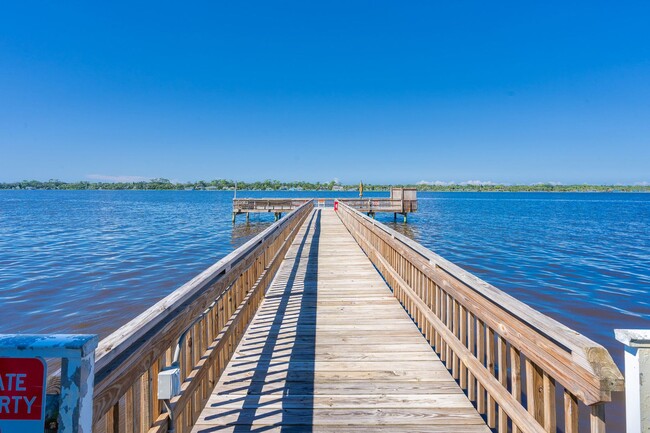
[192,208,488,432]
[88,199,624,433]
[233,188,418,222]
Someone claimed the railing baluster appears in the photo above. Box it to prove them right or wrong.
[460,305,468,390]
[467,311,476,402]
[487,327,496,428]
[590,403,606,433]
[497,335,508,433]
[543,372,557,432]
[435,284,442,356]
[452,299,460,380]
[477,319,486,415]
[564,390,579,433]
[510,345,522,433]
[526,358,545,424]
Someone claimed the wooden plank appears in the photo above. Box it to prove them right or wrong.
[214,381,466,396]
[193,426,488,433]
[206,394,475,409]
[564,390,579,433]
[194,407,486,426]
[590,403,606,433]
[510,345,522,433]
[543,373,557,432]
[526,358,545,424]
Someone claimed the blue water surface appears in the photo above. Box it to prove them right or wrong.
[0,191,648,424]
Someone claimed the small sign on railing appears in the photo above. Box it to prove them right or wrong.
[0,357,46,433]
[0,335,98,433]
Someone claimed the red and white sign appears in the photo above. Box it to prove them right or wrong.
[0,357,46,433]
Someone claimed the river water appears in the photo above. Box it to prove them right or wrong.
[1,190,648,430]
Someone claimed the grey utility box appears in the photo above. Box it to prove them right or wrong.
[157,367,181,400]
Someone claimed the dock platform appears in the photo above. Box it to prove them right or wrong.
[233,188,418,222]
[192,209,488,432]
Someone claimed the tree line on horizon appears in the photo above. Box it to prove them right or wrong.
[1,178,649,193]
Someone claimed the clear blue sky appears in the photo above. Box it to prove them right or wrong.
[1,1,649,184]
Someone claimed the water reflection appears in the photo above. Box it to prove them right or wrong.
[385,220,420,240]
[230,220,273,248]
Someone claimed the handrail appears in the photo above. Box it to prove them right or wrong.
[337,198,417,213]
[92,200,314,433]
[233,198,310,208]
[336,201,623,433]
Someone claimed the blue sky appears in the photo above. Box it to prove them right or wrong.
[1,1,649,184]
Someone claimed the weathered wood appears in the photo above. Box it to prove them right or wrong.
[477,318,486,414]
[191,209,488,433]
[543,373,556,432]
[564,390,579,433]
[233,197,418,216]
[511,345,522,433]
[336,201,622,433]
[364,246,546,433]
[91,201,313,431]
[487,327,496,428]
[498,335,508,433]
[526,359,545,424]
[88,199,621,433]
[336,202,623,403]
[590,403,606,433]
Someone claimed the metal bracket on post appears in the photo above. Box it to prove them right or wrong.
[0,334,98,433]
[615,329,650,433]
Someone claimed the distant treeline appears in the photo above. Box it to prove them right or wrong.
[1,179,648,193]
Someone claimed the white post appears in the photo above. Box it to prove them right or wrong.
[615,329,650,433]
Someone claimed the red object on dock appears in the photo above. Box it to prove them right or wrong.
[334,200,338,211]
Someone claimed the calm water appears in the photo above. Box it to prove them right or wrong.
[1,190,648,429]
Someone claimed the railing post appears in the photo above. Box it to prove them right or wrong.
[615,329,650,433]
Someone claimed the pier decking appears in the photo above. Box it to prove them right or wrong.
[191,209,489,432]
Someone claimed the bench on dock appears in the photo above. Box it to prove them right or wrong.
[88,199,623,433]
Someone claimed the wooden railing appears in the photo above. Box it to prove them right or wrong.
[91,200,314,433]
[233,197,417,214]
[338,198,417,213]
[336,202,623,433]
[233,198,310,212]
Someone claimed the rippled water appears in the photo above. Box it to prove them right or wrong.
[1,190,648,429]
[0,190,275,336]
